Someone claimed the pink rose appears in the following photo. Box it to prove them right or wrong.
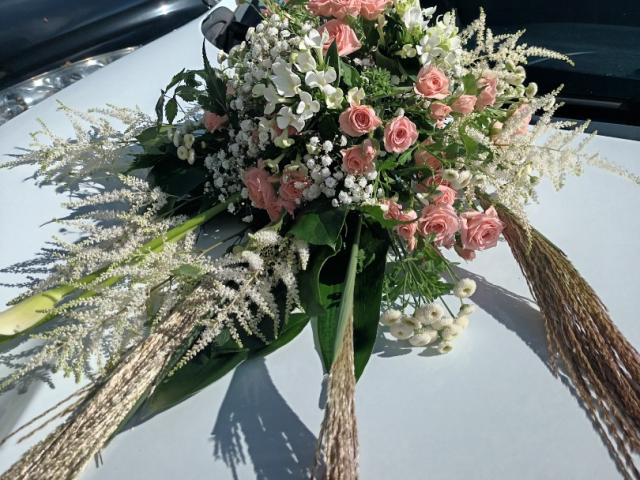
[430,103,452,121]
[339,105,381,136]
[396,210,418,251]
[318,20,361,56]
[203,111,229,132]
[460,206,504,251]
[383,198,403,220]
[475,76,498,111]
[513,104,532,135]
[341,139,377,174]
[383,115,418,153]
[454,244,476,261]
[451,95,477,115]
[414,65,450,99]
[414,138,441,171]
[431,185,458,206]
[279,171,310,202]
[244,166,276,210]
[267,198,296,222]
[417,204,460,248]
[308,0,361,19]
[359,0,390,19]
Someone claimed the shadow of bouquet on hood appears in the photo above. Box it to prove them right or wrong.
[211,357,317,480]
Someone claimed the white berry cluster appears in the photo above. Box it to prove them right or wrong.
[168,122,198,165]
[380,279,477,354]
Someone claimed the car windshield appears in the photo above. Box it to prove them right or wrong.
[429,0,640,126]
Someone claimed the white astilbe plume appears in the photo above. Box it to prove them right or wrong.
[1,102,152,186]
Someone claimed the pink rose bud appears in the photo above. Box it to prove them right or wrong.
[430,103,452,121]
[513,104,532,135]
[417,204,460,248]
[430,185,458,206]
[383,198,403,220]
[359,0,390,19]
[414,138,441,171]
[317,20,362,56]
[341,139,377,174]
[454,244,477,261]
[460,206,504,251]
[339,105,382,136]
[396,210,418,251]
[203,111,229,132]
[244,166,276,210]
[308,0,361,19]
[451,95,477,115]
[383,115,419,153]
[267,198,296,222]
[414,65,451,99]
[279,171,311,202]
[475,76,498,111]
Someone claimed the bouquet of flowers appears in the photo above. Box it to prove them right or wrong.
[1,0,639,478]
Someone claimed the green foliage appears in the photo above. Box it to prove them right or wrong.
[289,201,348,248]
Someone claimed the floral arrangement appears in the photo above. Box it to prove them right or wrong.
[1,0,639,479]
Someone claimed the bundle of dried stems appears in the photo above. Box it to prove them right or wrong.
[484,199,640,480]
[312,313,359,480]
[0,296,207,480]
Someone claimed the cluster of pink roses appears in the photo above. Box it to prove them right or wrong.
[384,198,504,261]
[244,161,310,222]
[308,0,390,21]
[413,65,499,126]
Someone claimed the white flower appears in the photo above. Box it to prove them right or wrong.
[402,6,427,30]
[322,141,333,153]
[442,169,459,182]
[459,304,476,316]
[177,146,189,161]
[346,87,365,105]
[380,309,402,326]
[389,323,414,340]
[398,44,417,59]
[324,86,345,109]
[453,315,469,330]
[277,106,304,132]
[173,130,182,148]
[441,324,462,340]
[304,29,325,50]
[241,250,265,271]
[409,327,438,346]
[305,68,337,90]
[187,149,196,165]
[401,315,420,329]
[296,91,320,121]
[416,303,444,324]
[252,83,266,98]
[271,59,301,97]
[431,316,454,330]
[453,278,476,298]
[438,340,454,354]
[451,170,472,189]
[183,134,195,150]
[294,51,317,73]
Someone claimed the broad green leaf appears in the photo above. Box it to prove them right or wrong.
[155,92,165,125]
[135,126,160,144]
[298,242,342,317]
[171,264,202,279]
[165,98,178,125]
[165,69,186,91]
[341,62,361,88]
[352,224,388,379]
[289,202,348,248]
[325,40,341,85]
[374,51,399,75]
[251,313,311,358]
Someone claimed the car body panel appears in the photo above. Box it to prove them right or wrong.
[0,5,639,479]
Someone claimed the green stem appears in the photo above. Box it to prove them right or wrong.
[331,215,362,366]
[0,193,241,342]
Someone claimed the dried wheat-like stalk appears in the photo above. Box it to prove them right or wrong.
[312,313,359,480]
[485,200,640,480]
[0,298,207,480]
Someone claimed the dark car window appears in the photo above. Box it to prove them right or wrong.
[429,0,640,126]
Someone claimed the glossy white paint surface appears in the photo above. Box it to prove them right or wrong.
[0,7,639,479]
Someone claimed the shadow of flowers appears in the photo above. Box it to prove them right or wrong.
[211,357,317,480]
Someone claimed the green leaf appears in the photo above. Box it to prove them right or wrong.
[165,97,178,125]
[135,126,160,144]
[352,224,388,379]
[289,202,348,248]
[155,92,165,125]
[325,40,341,85]
[357,205,402,228]
[341,62,361,88]
[298,242,342,317]
[374,51,400,75]
[171,264,202,279]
